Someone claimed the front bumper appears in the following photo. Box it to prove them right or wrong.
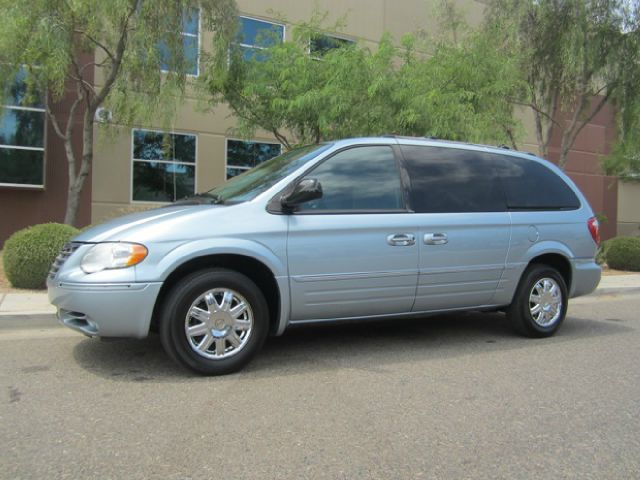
[47,280,163,338]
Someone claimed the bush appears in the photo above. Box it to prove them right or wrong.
[3,223,80,289]
[605,236,640,272]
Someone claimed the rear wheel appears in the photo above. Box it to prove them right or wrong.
[507,264,568,338]
[159,268,269,375]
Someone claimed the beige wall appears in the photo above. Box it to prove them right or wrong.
[617,181,640,237]
[89,0,487,223]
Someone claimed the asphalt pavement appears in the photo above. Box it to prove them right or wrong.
[1,291,639,479]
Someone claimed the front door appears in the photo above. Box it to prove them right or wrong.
[286,145,419,321]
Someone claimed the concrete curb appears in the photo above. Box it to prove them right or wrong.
[0,292,56,316]
[588,286,640,297]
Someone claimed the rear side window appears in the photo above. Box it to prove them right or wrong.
[400,146,505,213]
[492,155,580,210]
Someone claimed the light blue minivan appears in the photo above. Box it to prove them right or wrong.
[48,137,601,375]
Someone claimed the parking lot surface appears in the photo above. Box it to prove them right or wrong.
[2,293,639,479]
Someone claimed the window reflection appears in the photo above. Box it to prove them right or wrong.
[132,129,196,202]
[300,146,404,211]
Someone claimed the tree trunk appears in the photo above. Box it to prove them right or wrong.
[63,110,94,226]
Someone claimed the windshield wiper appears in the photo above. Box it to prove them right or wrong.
[169,192,225,206]
[195,192,225,204]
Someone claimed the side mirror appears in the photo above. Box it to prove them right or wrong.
[281,178,323,210]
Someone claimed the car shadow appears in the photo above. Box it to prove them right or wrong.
[72,310,632,383]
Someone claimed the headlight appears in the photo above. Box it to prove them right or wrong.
[81,242,148,274]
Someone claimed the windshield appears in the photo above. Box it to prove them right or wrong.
[205,143,332,204]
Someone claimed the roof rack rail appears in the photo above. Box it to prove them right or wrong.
[380,134,441,141]
[497,144,511,150]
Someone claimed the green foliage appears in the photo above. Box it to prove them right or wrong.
[3,223,80,289]
[0,0,237,226]
[205,10,523,148]
[483,0,640,167]
[0,0,237,128]
[604,237,640,271]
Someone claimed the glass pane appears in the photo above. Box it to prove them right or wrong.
[226,167,248,179]
[401,146,505,213]
[300,146,404,211]
[0,148,44,185]
[207,143,332,203]
[240,45,269,62]
[310,35,353,55]
[2,69,44,109]
[493,155,580,210]
[238,17,284,47]
[0,108,45,148]
[133,161,195,202]
[227,139,281,168]
[183,8,199,35]
[184,35,198,75]
[158,35,198,75]
[133,130,168,160]
[173,133,196,163]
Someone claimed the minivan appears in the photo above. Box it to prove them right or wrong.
[48,137,601,375]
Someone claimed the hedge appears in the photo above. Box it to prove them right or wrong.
[3,223,80,289]
[604,236,640,272]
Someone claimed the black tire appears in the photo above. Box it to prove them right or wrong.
[507,264,568,338]
[159,268,269,375]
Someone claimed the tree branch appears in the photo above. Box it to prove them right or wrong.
[89,2,138,111]
[74,29,116,61]
[273,130,291,150]
[46,110,68,140]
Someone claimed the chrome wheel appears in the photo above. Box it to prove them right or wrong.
[184,288,253,360]
[529,277,562,327]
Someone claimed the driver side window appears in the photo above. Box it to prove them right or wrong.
[298,146,404,211]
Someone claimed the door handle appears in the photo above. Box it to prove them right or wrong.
[387,233,416,247]
[424,233,448,245]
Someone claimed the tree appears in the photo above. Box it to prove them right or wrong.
[484,0,640,169]
[0,0,237,225]
[205,12,522,149]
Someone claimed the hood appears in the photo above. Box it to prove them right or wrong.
[73,205,224,243]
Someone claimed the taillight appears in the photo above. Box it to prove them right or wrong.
[588,217,600,246]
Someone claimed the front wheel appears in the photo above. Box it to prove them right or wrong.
[159,268,269,375]
[507,265,568,338]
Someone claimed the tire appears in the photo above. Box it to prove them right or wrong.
[159,268,269,375]
[507,264,568,338]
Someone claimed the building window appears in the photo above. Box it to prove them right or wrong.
[0,69,46,187]
[132,129,196,202]
[160,8,199,76]
[226,139,282,179]
[310,34,354,56]
[237,16,284,61]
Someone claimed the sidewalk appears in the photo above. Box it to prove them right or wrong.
[2,273,640,316]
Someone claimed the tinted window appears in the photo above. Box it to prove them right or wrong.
[299,146,404,211]
[1,68,45,186]
[492,155,580,210]
[400,146,505,213]
[226,139,281,179]
[310,35,354,56]
[132,129,196,202]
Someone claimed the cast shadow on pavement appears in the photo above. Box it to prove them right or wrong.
[72,310,632,383]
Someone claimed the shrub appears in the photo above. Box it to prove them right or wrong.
[605,236,640,272]
[3,223,80,289]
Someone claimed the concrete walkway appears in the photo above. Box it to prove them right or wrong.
[2,273,640,317]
